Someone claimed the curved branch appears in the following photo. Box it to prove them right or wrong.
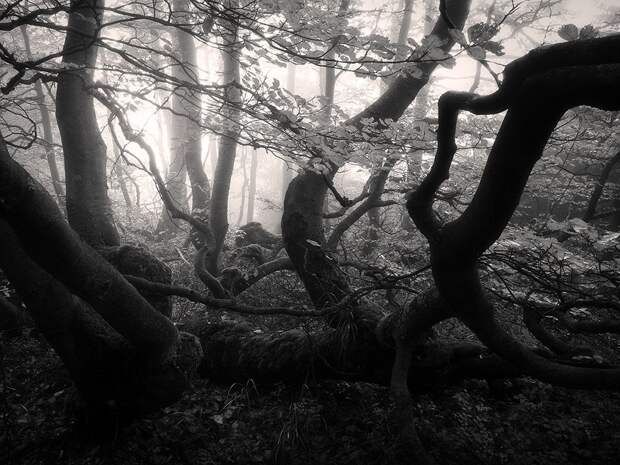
[0,134,177,363]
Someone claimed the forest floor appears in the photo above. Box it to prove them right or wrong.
[2,332,620,465]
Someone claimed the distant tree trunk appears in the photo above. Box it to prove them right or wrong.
[155,149,188,237]
[365,0,416,248]
[208,135,218,177]
[321,0,350,122]
[20,25,64,205]
[237,149,248,225]
[116,167,132,210]
[111,143,132,210]
[124,164,141,207]
[246,149,257,223]
[279,64,296,222]
[115,164,132,211]
[167,0,211,248]
[156,86,172,180]
[209,2,241,273]
[56,0,119,247]
[155,9,207,239]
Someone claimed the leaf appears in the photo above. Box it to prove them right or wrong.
[426,47,449,61]
[579,24,599,40]
[468,46,486,60]
[558,24,579,41]
[467,22,498,43]
[483,40,504,56]
[439,56,457,69]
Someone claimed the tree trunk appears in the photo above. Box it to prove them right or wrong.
[237,149,248,225]
[278,64,297,232]
[407,39,620,390]
[111,142,133,210]
[20,25,64,205]
[155,0,208,240]
[208,135,218,177]
[0,135,199,424]
[321,0,350,122]
[56,0,119,247]
[282,0,472,310]
[155,147,188,237]
[115,162,133,211]
[168,0,211,247]
[246,149,257,223]
[209,2,241,273]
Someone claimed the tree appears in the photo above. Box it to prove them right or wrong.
[208,0,242,273]
[0,135,200,424]
[19,25,64,205]
[2,0,620,462]
[56,0,119,247]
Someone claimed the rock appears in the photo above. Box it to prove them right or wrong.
[235,222,282,250]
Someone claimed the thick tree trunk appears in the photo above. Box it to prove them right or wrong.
[56,0,119,247]
[407,39,620,389]
[0,135,199,423]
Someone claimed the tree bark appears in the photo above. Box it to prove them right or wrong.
[0,135,198,421]
[156,3,207,239]
[407,37,620,389]
[170,0,211,248]
[209,2,241,273]
[56,0,119,247]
